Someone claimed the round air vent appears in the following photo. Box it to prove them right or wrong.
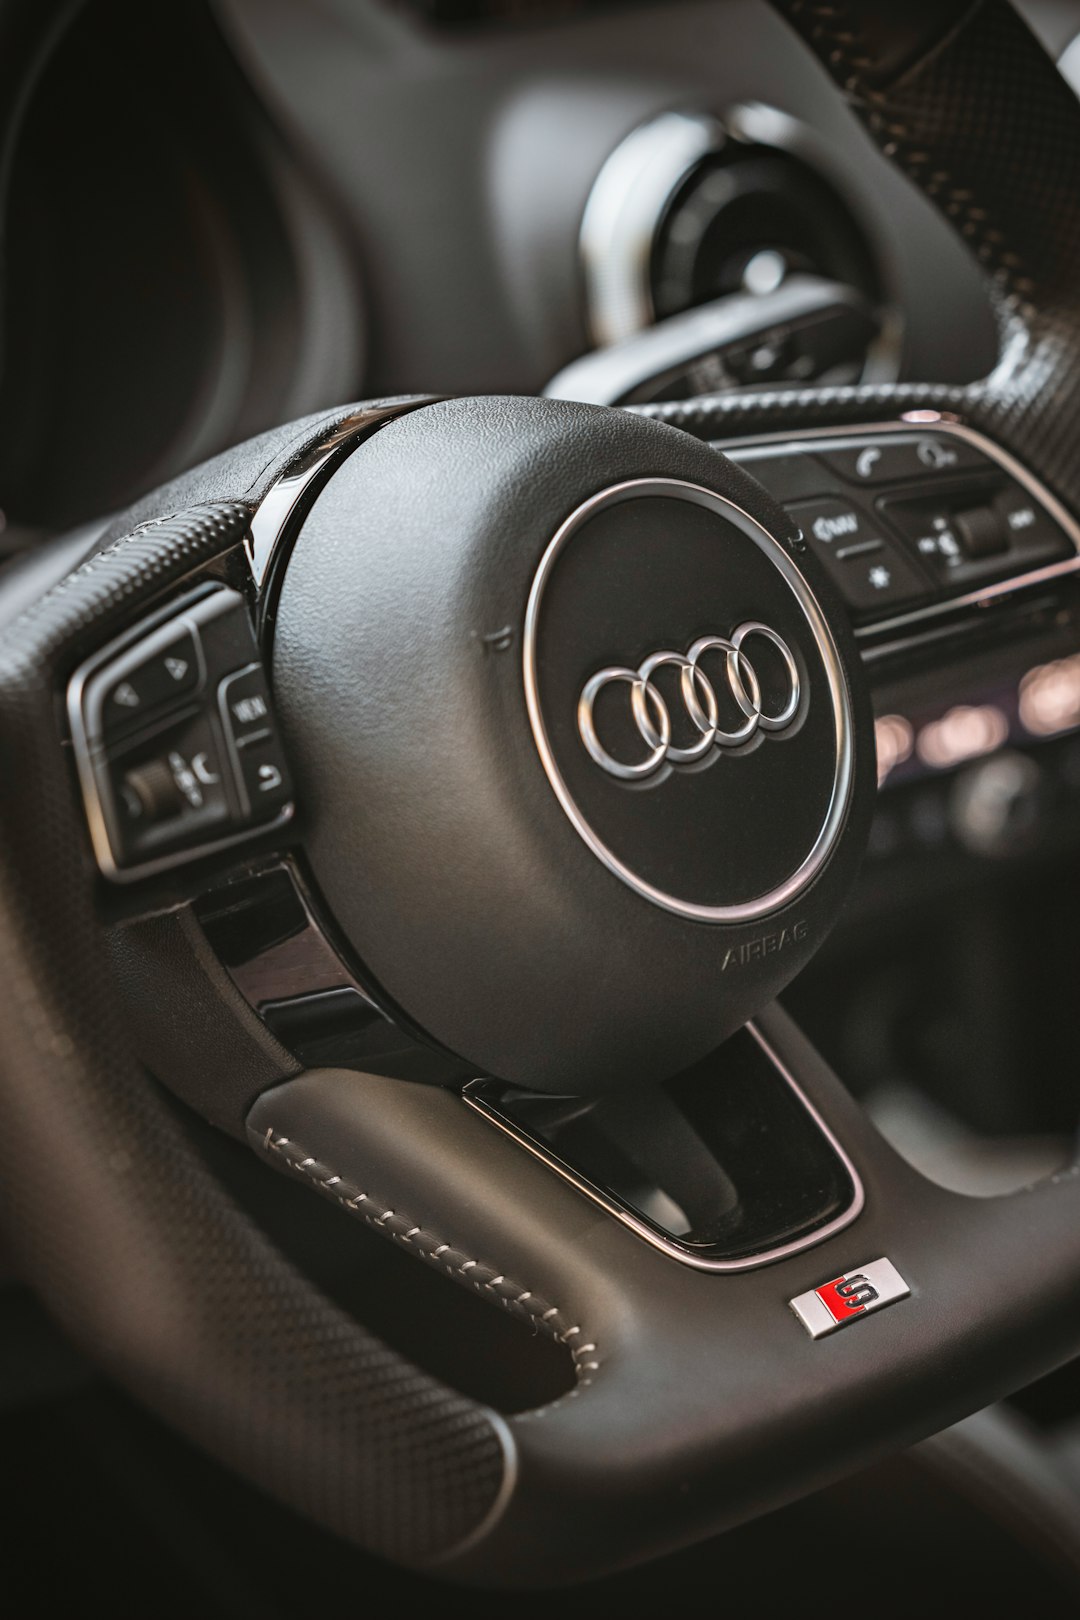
[580,104,898,388]
[652,147,878,321]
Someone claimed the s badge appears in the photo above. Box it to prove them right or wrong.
[790,1258,910,1339]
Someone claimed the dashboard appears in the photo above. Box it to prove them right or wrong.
[0,0,1014,538]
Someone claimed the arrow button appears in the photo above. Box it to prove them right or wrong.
[102,627,201,740]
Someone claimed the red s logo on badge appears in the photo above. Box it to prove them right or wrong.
[815,1273,880,1321]
[790,1258,909,1339]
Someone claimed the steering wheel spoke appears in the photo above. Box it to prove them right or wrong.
[242,1000,1080,1584]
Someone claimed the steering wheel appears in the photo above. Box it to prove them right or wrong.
[4,0,1080,1587]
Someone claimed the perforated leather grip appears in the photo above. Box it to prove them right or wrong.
[0,462,511,1568]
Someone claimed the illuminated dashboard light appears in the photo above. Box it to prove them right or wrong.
[1018,653,1080,737]
[916,704,1009,770]
[874,713,914,784]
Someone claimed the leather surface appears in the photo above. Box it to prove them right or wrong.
[781,1,976,91]
[0,519,109,628]
[915,1405,1080,1587]
[0,499,509,1565]
[104,906,302,1136]
[248,1004,1080,1586]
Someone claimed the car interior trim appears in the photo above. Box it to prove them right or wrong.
[10,0,1080,1595]
[252,1125,526,1563]
[245,396,439,594]
[461,1020,866,1274]
[66,577,297,884]
[256,1122,602,1387]
[579,109,725,347]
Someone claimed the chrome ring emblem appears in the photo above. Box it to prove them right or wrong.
[522,478,854,924]
[578,623,800,780]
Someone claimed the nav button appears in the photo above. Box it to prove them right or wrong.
[102,627,200,739]
[786,496,933,617]
[788,495,877,553]
[219,664,274,747]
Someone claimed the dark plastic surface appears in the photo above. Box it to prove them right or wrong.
[729,430,1075,622]
[0,0,367,530]
[74,585,293,874]
[272,396,875,1093]
[194,863,471,1087]
[218,0,995,391]
[651,144,882,334]
[467,1025,856,1261]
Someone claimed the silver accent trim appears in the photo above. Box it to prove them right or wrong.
[429,1409,520,1566]
[1057,31,1080,96]
[716,417,1080,640]
[580,111,724,347]
[462,1021,865,1274]
[578,623,801,779]
[245,399,439,591]
[523,477,854,924]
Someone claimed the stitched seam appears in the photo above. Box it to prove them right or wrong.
[258,1129,601,1405]
[2,502,252,653]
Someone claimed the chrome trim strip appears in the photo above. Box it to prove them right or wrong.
[714,416,1080,641]
[245,398,440,592]
[523,477,854,923]
[580,111,725,347]
[462,1020,865,1274]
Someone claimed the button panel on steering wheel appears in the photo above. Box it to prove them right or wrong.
[725,423,1079,631]
[68,586,294,881]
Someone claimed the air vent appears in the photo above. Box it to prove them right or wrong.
[580,105,899,390]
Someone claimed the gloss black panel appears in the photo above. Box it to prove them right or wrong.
[194,863,471,1085]
[466,1025,857,1264]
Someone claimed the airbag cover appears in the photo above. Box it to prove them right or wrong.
[271,397,873,1092]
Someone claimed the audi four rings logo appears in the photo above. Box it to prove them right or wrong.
[577,622,801,781]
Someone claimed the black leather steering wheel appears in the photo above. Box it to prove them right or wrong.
[3,0,1080,1588]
